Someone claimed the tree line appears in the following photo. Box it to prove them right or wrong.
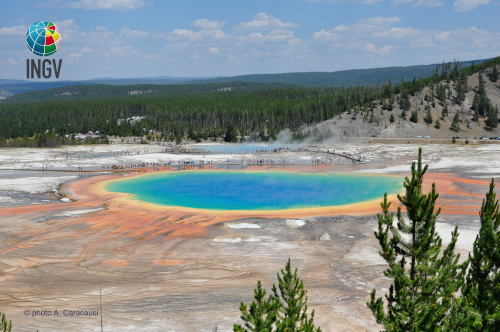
[0,132,108,148]
[0,85,385,143]
[0,57,498,145]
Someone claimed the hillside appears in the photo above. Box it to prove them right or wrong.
[0,58,491,98]
[1,81,299,104]
[0,76,214,97]
[0,57,498,145]
[308,67,500,140]
[184,59,491,87]
[0,81,97,98]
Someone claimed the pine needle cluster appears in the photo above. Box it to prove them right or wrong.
[234,259,321,332]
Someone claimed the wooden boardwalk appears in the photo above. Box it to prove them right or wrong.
[0,148,365,173]
[165,149,365,162]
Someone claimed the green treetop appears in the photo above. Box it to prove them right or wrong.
[367,148,468,331]
[459,179,500,331]
[452,111,460,131]
[234,259,321,332]
[492,66,499,82]
[485,105,498,130]
[425,107,433,125]
[0,312,11,332]
[224,122,238,143]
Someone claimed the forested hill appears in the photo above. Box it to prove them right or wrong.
[0,76,219,96]
[0,58,493,99]
[0,80,97,97]
[0,57,498,146]
[1,81,298,104]
[184,59,492,87]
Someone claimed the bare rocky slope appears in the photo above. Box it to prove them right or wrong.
[311,66,500,140]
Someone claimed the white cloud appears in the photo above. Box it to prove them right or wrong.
[313,16,400,42]
[312,30,340,42]
[144,54,160,60]
[191,19,227,30]
[68,47,93,60]
[232,13,298,33]
[366,43,392,54]
[209,47,220,54]
[105,45,138,57]
[306,0,443,6]
[244,31,295,43]
[373,27,421,39]
[357,16,400,26]
[0,58,19,65]
[312,15,500,66]
[42,0,146,11]
[329,0,384,4]
[453,0,491,12]
[2,11,500,80]
[0,25,28,36]
[365,43,377,52]
[303,0,384,2]
[171,29,227,41]
[54,18,80,31]
[392,0,444,6]
[414,0,444,6]
[434,31,451,40]
[120,27,165,39]
[121,27,149,38]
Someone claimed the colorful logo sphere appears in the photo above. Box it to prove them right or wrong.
[26,21,62,56]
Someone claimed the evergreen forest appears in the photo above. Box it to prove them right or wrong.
[0,57,498,147]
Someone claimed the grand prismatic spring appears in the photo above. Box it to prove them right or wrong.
[0,143,498,332]
[105,171,403,211]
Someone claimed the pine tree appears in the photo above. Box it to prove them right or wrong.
[458,179,500,331]
[410,110,418,123]
[478,73,490,118]
[387,98,394,112]
[367,148,468,331]
[452,111,460,131]
[435,119,441,129]
[273,260,321,332]
[390,114,395,123]
[234,281,280,332]
[425,107,433,125]
[224,122,238,143]
[485,105,498,130]
[472,94,480,122]
[441,105,448,119]
[400,90,411,112]
[0,312,11,332]
[455,78,464,105]
[234,259,322,332]
[492,66,498,82]
[462,71,469,96]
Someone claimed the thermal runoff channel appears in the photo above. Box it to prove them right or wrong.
[105,171,403,211]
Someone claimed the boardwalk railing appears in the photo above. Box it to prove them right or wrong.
[0,148,365,173]
[165,148,365,163]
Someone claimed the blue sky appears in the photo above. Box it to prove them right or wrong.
[1,0,499,80]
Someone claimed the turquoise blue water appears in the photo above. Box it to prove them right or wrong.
[105,171,403,211]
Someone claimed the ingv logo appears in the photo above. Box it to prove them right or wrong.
[25,21,63,79]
